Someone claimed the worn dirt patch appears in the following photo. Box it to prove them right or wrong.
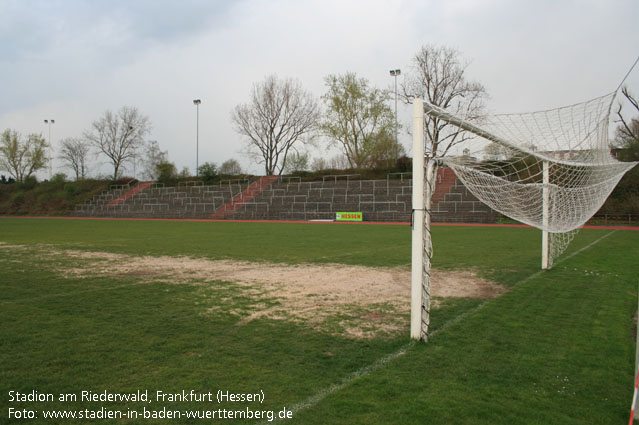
[61,249,503,298]
[20,247,506,338]
[60,249,505,337]
[0,242,25,250]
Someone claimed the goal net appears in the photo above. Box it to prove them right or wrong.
[410,93,638,340]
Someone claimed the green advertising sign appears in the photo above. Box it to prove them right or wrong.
[336,212,363,222]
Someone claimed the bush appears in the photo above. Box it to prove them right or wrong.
[198,162,218,185]
[50,173,67,184]
[156,162,178,186]
[9,191,25,205]
[20,175,38,190]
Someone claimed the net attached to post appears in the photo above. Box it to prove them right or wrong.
[423,92,637,266]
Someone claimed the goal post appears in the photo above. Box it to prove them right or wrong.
[411,98,438,341]
[410,89,637,341]
[541,161,550,269]
[410,98,425,340]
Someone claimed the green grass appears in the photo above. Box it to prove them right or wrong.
[0,218,637,424]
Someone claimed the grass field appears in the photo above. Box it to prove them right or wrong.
[0,217,637,424]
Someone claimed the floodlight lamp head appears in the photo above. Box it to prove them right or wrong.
[193,99,201,105]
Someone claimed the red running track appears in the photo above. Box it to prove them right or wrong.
[2,215,638,231]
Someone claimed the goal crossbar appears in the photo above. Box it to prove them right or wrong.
[422,101,613,168]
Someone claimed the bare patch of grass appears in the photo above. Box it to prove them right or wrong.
[17,246,506,338]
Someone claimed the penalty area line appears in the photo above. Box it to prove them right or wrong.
[258,229,619,423]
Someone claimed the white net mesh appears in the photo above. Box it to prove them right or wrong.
[423,92,637,264]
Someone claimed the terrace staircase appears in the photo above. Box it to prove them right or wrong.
[209,175,280,219]
[106,181,153,206]
[431,167,457,204]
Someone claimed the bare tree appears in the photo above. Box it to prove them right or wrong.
[0,129,48,182]
[58,137,90,180]
[614,87,639,162]
[402,44,487,160]
[84,106,151,180]
[232,75,319,175]
[140,140,168,180]
[321,72,397,168]
[310,154,348,172]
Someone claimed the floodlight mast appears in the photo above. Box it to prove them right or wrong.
[193,99,201,176]
[44,119,55,179]
[389,69,401,146]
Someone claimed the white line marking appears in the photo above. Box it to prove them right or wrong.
[555,230,617,265]
[257,342,415,425]
[258,229,618,423]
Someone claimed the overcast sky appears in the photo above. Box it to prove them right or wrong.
[1,0,638,178]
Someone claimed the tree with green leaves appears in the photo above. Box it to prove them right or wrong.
[219,159,243,175]
[0,129,48,183]
[198,162,218,184]
[369,132,406,169]
[155,161,177,186]
[321,72,398,169]
[283,151,310,173]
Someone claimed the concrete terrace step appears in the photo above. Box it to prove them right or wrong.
[68,168,499,223]
[210,175,280,219]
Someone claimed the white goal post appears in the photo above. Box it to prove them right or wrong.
[410,98,425,340]
[410,92,637,341]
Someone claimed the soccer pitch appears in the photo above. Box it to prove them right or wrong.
[1,218,637,424]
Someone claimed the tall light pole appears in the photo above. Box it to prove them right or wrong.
[193,99,201,176]
[44,119,55,179]
[389,69,401,145]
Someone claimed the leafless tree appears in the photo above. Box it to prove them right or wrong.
[0,130,48,182]
[84,106,151,180]
[402,44,488,160]
[139,140,168,180]
[58,137,90,180]
[614,87,639,161]
[232,75,319,175]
